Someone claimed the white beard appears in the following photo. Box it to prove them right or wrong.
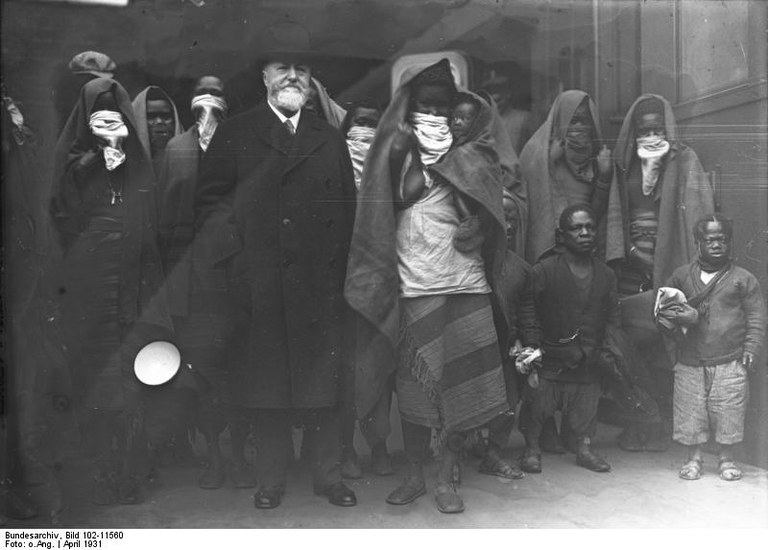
[271,85,308,113]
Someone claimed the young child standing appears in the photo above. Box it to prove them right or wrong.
[663,214,766,481]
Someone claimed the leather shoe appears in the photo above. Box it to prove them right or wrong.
[253,487,283,509]
[576,449,611,473]
[386,476,426,505]
[519,449,542,474]
[434,483,464,514]
[314,481,357,507]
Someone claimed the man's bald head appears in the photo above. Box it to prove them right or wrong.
[193,76,225,98]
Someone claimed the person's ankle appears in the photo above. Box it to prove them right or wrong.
[718,443,735,462]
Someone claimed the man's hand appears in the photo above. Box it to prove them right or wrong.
[597,145,613,181]
[742,352,755,371]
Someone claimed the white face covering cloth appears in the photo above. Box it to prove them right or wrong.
[346,125,376,190]
[191,94,228,152]
[636,134,670,196]
[89,110,128,171]
[411,112,453,167]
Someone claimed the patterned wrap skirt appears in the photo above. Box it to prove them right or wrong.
[396,293,508,434]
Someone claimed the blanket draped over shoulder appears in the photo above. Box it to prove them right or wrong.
[520,90,602,264]
[605,93,714,287]
[344,65,508,419]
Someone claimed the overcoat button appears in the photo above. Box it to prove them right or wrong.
[282,218,291,226]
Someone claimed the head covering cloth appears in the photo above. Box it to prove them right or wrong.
[131,86,183,160]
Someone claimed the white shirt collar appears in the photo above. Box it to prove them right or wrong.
[267,99,301,130]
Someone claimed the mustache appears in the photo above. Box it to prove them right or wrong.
[277,82,307,92]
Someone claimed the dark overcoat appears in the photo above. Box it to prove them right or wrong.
[195,102,356,409]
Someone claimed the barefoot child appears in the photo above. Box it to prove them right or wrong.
[663,215,765,481]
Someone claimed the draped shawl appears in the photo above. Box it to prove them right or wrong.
[520,90,603,264]
[605,93,714,287]
[344,62,507,418]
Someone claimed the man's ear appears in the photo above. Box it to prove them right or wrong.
[262,71,268,87]
[555,228,564,245]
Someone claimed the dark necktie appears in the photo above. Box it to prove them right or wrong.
[284,119,296,135]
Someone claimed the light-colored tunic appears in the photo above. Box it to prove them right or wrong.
[396,183,490,297]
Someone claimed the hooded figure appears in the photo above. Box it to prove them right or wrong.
[131,86,183,175]
[344,59,511,512]
[520,90,611,264]
[49,77,172,505]
[605,94,715,292]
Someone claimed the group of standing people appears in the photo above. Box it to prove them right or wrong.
[2,22,765,522]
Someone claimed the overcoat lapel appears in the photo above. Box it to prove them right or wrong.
[284,113,330,176]
[254,105,291,155]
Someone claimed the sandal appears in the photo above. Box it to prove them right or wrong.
[678,458,702,481]
[719,460,742,482]
[478,457,524,480]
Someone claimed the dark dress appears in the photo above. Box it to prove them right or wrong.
[49,78,172,414]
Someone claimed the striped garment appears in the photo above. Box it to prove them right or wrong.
[396,293,508,434]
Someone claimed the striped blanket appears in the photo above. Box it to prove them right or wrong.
[397,293,508,434]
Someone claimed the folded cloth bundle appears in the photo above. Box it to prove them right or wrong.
[654,286,699,340]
